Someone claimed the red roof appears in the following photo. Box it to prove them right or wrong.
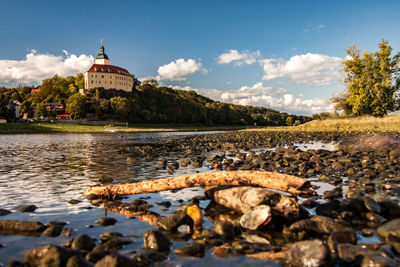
[87,64,131,76]
[56,114,71,117]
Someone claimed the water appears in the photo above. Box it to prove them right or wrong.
[0,132,282,266]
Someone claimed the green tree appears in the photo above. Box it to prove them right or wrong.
[110,96,130,118]
[66,93,86,119]
[34,103,48,119]
[286,116,293,126]
[75,73,85,89]
[333,40,400,116]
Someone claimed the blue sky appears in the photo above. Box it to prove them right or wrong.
[1,0,399,114]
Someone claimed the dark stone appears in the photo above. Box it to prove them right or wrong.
[97,217,117,226]
[85,251,109,263]
[85,194,99,201]
[363,195,381,214]
[94,254,134,267]
[377,219,400,241]
[0,209,11,216]
[378,199,400,219]
[0,220,46,234]
[173,243,205,257]
[329,230,357,244]
[43,225,63,237]
[6,261,26,267]
[24,245,80,267]
[99,232,123,243]
[131,251,167,265]
[15,205,37,213]
[65,255,93,267]
[215,221,235,241]
[156,212,192,231]
[286,239,330,267]
[143,230,171,251]
[68,199,82,205]
[361,254,398,267]
[71,234,96,251]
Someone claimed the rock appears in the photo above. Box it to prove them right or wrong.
[337,243,398,266]
[177,224,191,235]
[215,221,235,241]
[6,260,26,267]
[71,234,96,251]
[85,251,109,263]
[0,209,11,216]
[239,205,271,230]
[0,220,46,234]
[24,245,80,267]
[363,195,381,214]
[378,198,400,219]
[43,225,63,237]
[286,239,330,267]
[328,230,357,244]
[85,194,99,201]
[65,255,92,267]
[94,254,134,267]
[285,216,352,238]
[97,217,117,226]
[131,251,167,265]
[185,204,203,229]
[378,219,400,241]
[143,230,171,251]
[156,212,192,231]
[193,229,220,240]
[68,199,81,205]
[99,232,123,243]
[208,186,300,222]
[361,254,398,267]
[241,232,270,244]
[339,133,400,151]
[15,205,37,213]
[173,243,205,257]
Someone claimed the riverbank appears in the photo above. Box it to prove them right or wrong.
[246,114,400,133]
[0,122,251,134]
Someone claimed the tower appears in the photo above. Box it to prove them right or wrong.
[95,39,110,65]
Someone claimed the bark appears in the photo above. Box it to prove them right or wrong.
[85,171,310,198]
[247,250,287,261]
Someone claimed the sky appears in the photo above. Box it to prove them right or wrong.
[0,0,399,115]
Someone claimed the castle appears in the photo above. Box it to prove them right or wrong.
[83,42,134,92]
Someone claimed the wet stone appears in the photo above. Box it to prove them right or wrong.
[43,225,63,237]
[97,217,117,226]
[65,255,92,267]
[286,239,330,267]
[215,221,236,242]
[100,232,123,243]
[173,243,205,257]
[24,245,80,267]
[156,212,191,231]
[377,219,400,241]
[85,251,109,263]
[143,230,171,251]
[0,209,11,216]
[131,251,167,265]
[68,199,81,205]
[329,230,357,244]
[94,254,134,267]
[15,205,37,213]
[6,261,25,267]
[239,204,271,230]
[71,234,96,251]
[0,220,47,234]
[363,195,381,214]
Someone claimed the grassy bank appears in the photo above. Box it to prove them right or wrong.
[245,114,400,133]
[0,122,251,134]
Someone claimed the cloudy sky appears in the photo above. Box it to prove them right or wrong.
[1,0,399,115]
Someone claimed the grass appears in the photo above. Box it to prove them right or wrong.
[243,114,400,133]
[0,122,251,134]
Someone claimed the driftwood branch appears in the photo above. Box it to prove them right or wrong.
[85,171,310,198]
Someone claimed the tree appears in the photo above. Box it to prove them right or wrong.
[34,103,48,119]
[110,96,131,119]
[286,116,293,126]
[66,93,86,119]
[333,40,400,116]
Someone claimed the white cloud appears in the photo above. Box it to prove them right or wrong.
[0,50,94,85]
[170,82,332,115]
[157,58,206,81]
[260,53,343,87]
[217,49,261,66]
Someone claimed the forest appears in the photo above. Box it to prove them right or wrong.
[0,75,310,126]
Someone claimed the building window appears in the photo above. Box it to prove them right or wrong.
[101,75,104,78]
[105,81,107,84]
[91,75,93,78]
[110,75,112,78]
[110,81,112,84]
[99,81,101,84]
[95,75,97,78]
[91,80,93,83]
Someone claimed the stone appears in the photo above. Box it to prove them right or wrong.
[208,186,300,222]
[328,230,357,244]
[215,221,235,241]
[239,204,271,230]
[97,217,117,226]
[0,209,11,216]
[173,243,205,257]
[99,232,123,243]
[71,234,96,251]
[377,219,400,241]
[85,251,109,263]
[241,232,270,244]
[68,199,82,205]
[24,245,80,267]
[143,230,171,251]
[15,205,37,213]
[65,255,92,267]
[43,225,63,237]
[0,220,46,234]
[131,251,167,265]
[363,195,381,214]
[286,239,330,267]
[94,254,134,267]
[156,212,192,231]
[361,254,398,267]
[6,261,25,267]
[285,216,352,238]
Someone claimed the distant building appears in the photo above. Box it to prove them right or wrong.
[83,42,134,92]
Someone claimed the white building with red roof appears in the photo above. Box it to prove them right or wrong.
[83,43,134,92]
